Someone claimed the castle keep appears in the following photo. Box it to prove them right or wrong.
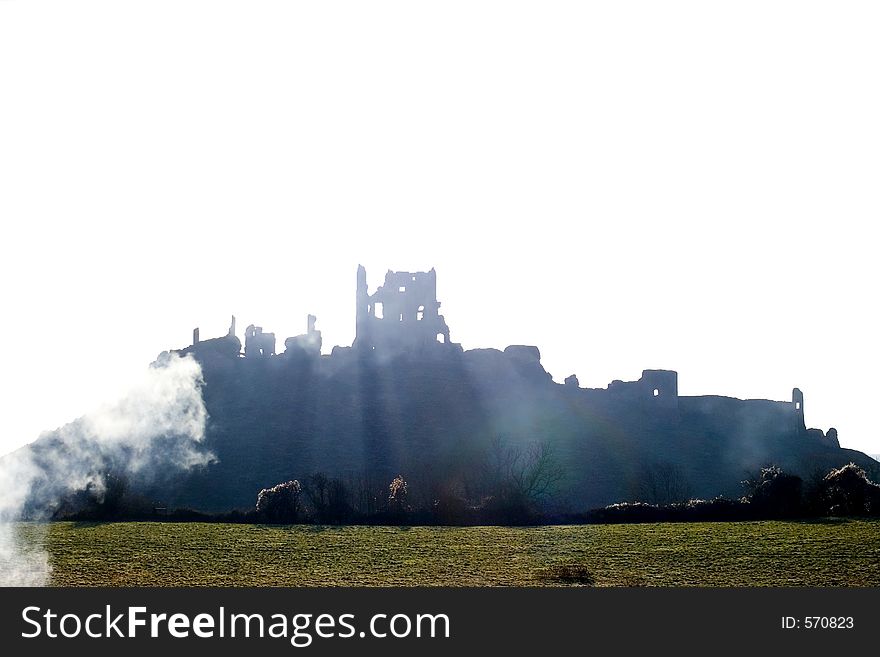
[354,265,452,351]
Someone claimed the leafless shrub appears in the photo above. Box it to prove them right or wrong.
[635,462,692,505]
[482,437,565,506]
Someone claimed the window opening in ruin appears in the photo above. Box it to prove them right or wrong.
[796,402,801,410]
[417,305,425,321]
[437,333,445,344]
[399,286,406,292]
[399,313,404,322]
[653,388,660,397]
[374,302,384,319]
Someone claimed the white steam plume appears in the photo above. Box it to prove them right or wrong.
[0,353,212,586]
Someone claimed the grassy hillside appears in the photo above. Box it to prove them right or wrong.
[20,519,880,587]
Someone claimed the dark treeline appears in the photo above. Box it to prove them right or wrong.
[52,437,565,525]
[51,455,880,525]
[582,462,880,524]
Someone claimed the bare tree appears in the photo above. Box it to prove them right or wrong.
[349,471,384,516]
[325,477,352,523]
[481,436,565,508]
[635,462,692,505]
[514,441,566,503]
[305,472,330,516]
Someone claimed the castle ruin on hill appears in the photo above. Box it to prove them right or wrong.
[174,265,837,448]
[142,264,876,512]
[14,264,866,518]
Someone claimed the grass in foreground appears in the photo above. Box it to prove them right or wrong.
[16,519,880,587]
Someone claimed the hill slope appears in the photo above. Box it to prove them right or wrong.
[137,345,877,512]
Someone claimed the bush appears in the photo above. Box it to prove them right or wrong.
[430,491,470,524]
[741,466,803,518]
[255,480,303,523]
[51,473,155,521]
[584,497,753,524]
[821,463,880,516]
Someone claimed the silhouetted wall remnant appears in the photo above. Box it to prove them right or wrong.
[827,427,840,448]
[805,427,841,448]
[792,388,806,433]
[504,345,541,363]
[284,314,322,356]
[354,264,454,353]
[792,388,804,412]
[607,371,672,397]
[564,374,580,387]
[642,369,679,413]
[605,369,679,417]
[503,345,552,383]
[176,317,241,360]
[245,324,275,358]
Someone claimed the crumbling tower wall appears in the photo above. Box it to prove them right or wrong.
[792,387,806,433]
[354,265,453,352]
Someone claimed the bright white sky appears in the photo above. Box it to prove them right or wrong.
[1,1,878,457]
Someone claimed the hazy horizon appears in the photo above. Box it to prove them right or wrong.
[1,2,878,457]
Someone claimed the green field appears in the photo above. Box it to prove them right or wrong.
[17,519,880,586]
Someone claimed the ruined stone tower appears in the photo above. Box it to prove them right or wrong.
[354,265,452,352]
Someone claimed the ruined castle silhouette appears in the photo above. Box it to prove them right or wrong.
[159,266,865,512]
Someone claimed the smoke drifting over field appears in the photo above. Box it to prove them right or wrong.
[0,353,210,586]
